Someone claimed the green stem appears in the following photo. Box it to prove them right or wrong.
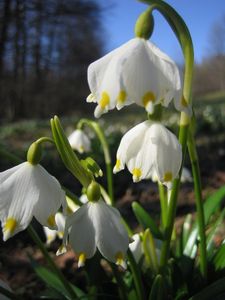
[127,249,146,300]
[158,182,167,230]
[27,225,77,300]
[78,119,114,205]
[188,130,207,278]
[139,0,195,273]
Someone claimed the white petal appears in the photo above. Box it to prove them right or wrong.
[66,203,96,259]
[92,200,129,263]
[173,91,193,116]
[43,226,57,245]
[121,38,181,111]
[68,129,91,153]
[181,167,192,183]
[0,162,40,240]
[127,124,155,181]
[32,165,66,229]
[149,124,182,188]
[114,121,149,173]
[129,234,143,263]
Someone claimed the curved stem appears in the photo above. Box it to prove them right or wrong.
[188,129,207,278]
[78,119,114,205]
[140,0,198,275]
[27,225,77,300]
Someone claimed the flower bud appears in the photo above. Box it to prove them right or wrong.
[27,142,42,165]
[86,181,101,202]
[135,8,154,39]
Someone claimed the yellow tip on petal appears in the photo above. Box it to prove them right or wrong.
[78,253,86,268]
[47,215,56,228]
[56,244,67,256]
[163,172,173,182]
[142,91,155,108]
[79,146,84,153]
[99,91,110,109]
[181,96,188,107]
[113,159,121,173]
[117,90,127,105]
[3,218,17,240]
[115,252,127,269]
[132,168,142,182]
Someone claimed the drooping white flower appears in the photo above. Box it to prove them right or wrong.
[0,162,66,241]
[87,37,190,118]
[68,129,91,153]
[63,200,129,268]
[113,121,182,189]
[44,212,66,245]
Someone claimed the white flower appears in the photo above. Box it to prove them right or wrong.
[181,167,192,183]
[44,212,66,245]
[87,37,190,118]
[44,194,89,246]
[113,121,182,189]
[68,129,91,153]
[0,162,66,241]
[63,200,129,268]
[129,233,143,263]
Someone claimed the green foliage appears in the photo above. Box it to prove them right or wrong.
[31,262,87,300]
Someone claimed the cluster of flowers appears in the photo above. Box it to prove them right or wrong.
[0,36,191,268]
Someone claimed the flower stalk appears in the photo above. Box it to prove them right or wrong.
[138,0,207,278]
[77,119,114,205]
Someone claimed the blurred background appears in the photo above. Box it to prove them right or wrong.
[0,0,224,121]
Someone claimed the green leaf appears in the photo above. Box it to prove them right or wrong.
[204,185,225,224]
[148,275,163,300]
[32,262,87,300]
[188,277,225,300]
[212,244,225,270]
[206,209,225,257]
[132,202,162,239]
[183,185,225,257]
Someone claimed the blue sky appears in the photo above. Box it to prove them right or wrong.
[99,0,225,63]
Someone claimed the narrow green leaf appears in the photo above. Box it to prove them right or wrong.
[183,185,225,257]
[213,244,225,270]
[188,277,225,300]
[32,262,87,300]
[148,275,163,300]
[206,209,225,256]
[132,202,162,239]
[204,185,225,224]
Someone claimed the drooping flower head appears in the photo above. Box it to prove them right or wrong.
[113,121,182,189]
[87,37,190,118]
[68,129,91,153]
[63,181,129,267]
[0,162,66,241]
